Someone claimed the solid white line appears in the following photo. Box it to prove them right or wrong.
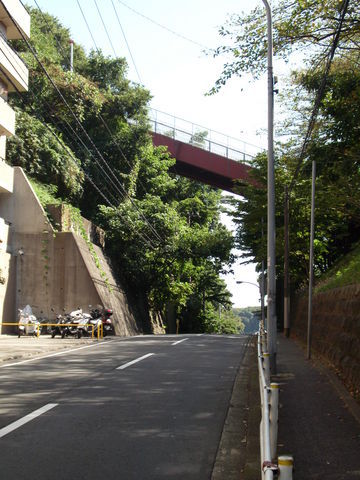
[116,353,154,370]
[172,338,189,346]
[0,403,58,439]
[0,340,115,369]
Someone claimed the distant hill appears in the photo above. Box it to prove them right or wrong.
[233,307,260,334]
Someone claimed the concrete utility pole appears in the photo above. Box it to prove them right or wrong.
[307,160,316,359]
[262,0,277,372]
[284,186,290,337]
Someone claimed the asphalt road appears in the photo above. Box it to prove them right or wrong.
[0,334,249,480]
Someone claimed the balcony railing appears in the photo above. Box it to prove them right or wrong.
[0,95,15,136]
[0,34,28,91]
[0,0,30,40]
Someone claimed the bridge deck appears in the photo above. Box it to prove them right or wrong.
[151,132,257,193]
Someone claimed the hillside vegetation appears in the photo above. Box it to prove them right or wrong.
[315,242,360,293]
[7,7,237,333]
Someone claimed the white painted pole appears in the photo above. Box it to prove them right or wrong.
[263,352,271,385]
[260,419,265,480]
[278,455,294,479]
[269,383,279,461]
[69,39,74,73]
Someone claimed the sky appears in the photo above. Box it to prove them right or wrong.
[29,0,276,307]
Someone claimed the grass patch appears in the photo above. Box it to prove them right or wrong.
[29,178,63,207]
[315,242,360,293]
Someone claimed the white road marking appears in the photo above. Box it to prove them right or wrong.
[0,340,115,369]
[116,353,154,370]
[172,338,189,346]
[0,403,58,439]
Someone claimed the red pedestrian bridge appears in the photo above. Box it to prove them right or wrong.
[150,109,262,193]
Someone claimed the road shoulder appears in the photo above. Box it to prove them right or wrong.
[212,336,260,480]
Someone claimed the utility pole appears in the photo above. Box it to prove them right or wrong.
[261,217,266,329]
[284,186,290,337]
[307,160,316,359]
[262,0,277,372]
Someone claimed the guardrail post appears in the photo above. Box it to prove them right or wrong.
[269,383,279,461]
[260,418,265,480]
[263,352,271,385]
[278,455,293,479]
[261,332,267,352]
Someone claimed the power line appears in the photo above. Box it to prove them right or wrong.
[116,0,208,50]
[110,0,142,84]
[0,67,116,209]
[26,1,160,238]
[76,0,99,52]
[16,20,164,243]
[0,63,159,250]
[0,14,162,249]
[33,0,69,62]
[93,0,117,58]
[0,40,121,206]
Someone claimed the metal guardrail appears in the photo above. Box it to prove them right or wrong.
[149,108,263,164]
[0,322,103,340]
[258,325,293,479]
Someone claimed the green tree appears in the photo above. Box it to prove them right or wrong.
[209,0,359,93]
[7,6,236,332]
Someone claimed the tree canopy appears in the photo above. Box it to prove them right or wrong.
[214,0,360,299]
[6,7,236,333]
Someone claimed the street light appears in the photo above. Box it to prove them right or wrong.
[261,0,277,373]
[236,280,265,328]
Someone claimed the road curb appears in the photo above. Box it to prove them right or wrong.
[211,336,260,480]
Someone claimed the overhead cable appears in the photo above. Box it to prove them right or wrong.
[26,1,160,239]
[116,0,208,50]
[0,63,159,249]
[93,0,117,57]
[110,0,142,84]
[11,12,164,243]
[76,0,99,52]
[0,11,161,248]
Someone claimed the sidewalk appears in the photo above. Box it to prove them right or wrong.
[217,334,360,480]
[275,335,360,479]
[0,334,98,365]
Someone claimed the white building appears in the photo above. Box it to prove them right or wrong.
[0,0,29,331]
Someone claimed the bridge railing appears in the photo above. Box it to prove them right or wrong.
[149,108,262,164]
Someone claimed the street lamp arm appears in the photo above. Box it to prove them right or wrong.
[236,280,260,291]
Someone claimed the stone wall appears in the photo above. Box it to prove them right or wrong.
[291,285,360,399]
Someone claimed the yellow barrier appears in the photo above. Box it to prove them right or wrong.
[0,322,102,339]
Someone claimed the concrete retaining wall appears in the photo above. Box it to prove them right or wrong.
[13,231,144,335]
[291,285,360,398]
[0,166,152,335]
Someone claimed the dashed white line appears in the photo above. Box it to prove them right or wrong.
[172,338,189,346]
[0,403,58,439]
[116,353,155,370]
